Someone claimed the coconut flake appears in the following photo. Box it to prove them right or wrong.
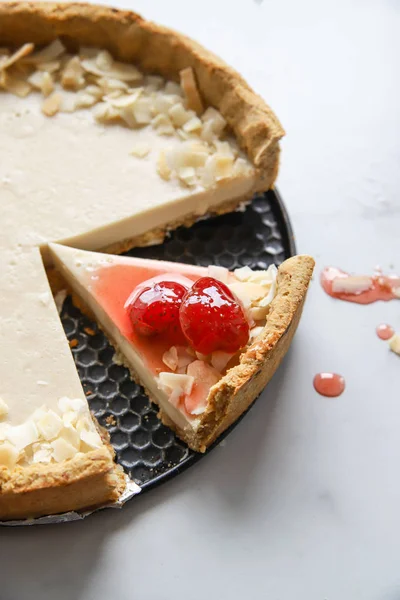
[80,429,102,450]
[0,43,34,71]
[81,55,142,82]
[27,39,66,64]
[162,346,179,371]
[157,151,172,181]
[42,92,62,117]
[130,144,151,158]
[177,166,197,187]
[51,437,77,462]
[0,442,18,469]
[389,334,400,356]
[6,421,39,452]
[201,107,226,135]
[210,351,234,372]
[249,326,265,341]
[1,73,32,97]
[158,372,194,397]
[250,305,269,321]
[207,265,229,284]
[60,55,84,90]
[234,266,253,282]
[175,347,194,370]
[180,67,204,115]
[331,276,373,295]
[32,443,53,464]
[36,410,63,441]
[168,102,192,127]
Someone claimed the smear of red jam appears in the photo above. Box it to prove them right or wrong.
[376,323,395,340]
[321,267,400,304]
[91,262,204,374]
[313,372,345,397]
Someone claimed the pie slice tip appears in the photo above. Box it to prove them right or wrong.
[49,244,314,454]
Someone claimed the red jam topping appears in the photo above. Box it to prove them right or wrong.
[313,372,345,397]
[321,266,400,304]
[179,277,250,354]
[376,323,395,340]
[92,263,201,374]
[127,281,187,344]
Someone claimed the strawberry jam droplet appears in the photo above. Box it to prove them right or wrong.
[127,281,187,343]
[179,276,250,354]
[376,323,394,340]
[321,266,400,304]
[313,372,345,398]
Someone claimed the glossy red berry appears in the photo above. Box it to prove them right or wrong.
[127,281,187,342]
[179,277,249,354]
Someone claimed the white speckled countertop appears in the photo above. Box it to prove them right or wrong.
[1,1,399,598]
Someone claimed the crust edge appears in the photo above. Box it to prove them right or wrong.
[0,448,126,521]
[0,1,284,191]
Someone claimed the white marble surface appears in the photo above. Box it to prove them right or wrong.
[1,0,399,598]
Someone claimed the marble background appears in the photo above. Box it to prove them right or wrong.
[1,0,399,598]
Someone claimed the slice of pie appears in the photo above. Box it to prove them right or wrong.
[0,2,296,520]
[50,244,314,452]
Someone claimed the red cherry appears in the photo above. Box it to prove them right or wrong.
[179,277,250,354]
[127,281,187,342]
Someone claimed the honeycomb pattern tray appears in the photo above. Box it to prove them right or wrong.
[61,189,295,492]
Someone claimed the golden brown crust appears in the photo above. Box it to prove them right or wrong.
[161,255,315,451]
[0,448,126,520]
[0,1,284,191]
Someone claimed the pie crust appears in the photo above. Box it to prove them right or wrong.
[0,1,284,198]
[0,448,126,521]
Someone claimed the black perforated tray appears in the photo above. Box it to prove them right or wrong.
[61,189,295,493]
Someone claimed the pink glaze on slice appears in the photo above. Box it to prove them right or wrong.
[91,262,203,375]
[185,360,221,415]
[321,266,400,304]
